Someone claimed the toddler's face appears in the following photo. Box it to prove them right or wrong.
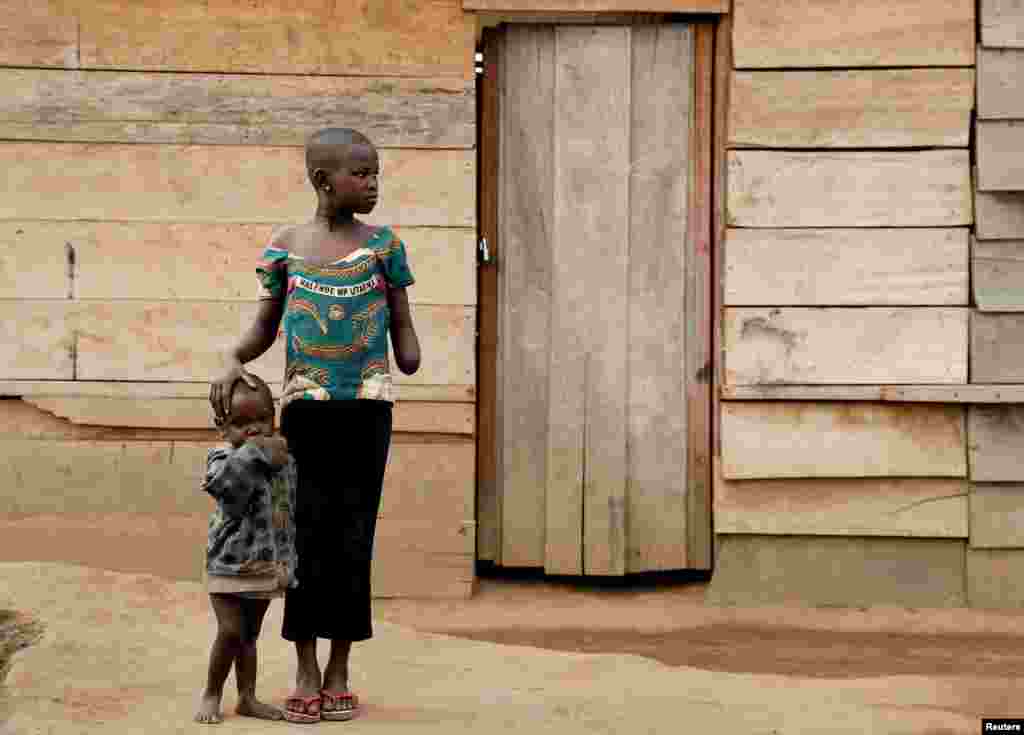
[223,388,274,448]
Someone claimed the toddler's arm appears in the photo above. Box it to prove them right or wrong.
[201,444,276,518]
[387,286,420,375]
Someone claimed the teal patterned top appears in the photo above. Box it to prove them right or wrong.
[257,226,415,406]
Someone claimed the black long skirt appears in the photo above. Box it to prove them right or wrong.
[280,399,392,642]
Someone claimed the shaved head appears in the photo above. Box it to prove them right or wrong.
[306,128,374,186]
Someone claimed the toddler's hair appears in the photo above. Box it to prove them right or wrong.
[215,374,274,427]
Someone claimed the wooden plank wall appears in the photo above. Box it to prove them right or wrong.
[712,0,975,607]
[971,2,1024,607]
[0,0,477,598]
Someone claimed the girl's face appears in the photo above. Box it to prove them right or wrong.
[222,388,274,448]
[327,144,379,214]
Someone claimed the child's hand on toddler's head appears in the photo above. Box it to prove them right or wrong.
[249,435,289,469]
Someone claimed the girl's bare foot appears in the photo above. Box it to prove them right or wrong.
[236,695,284,721]
[194,692,223,724]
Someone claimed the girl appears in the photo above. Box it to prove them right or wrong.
[209,127,420,723]
[196,374,297,724]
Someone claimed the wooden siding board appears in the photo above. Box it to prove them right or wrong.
[0,144,474,228]
[722,385,1024,403]
[715,467,969,538]
[978,47,1024,119]
[977,121,1024,191]
[721,402,967,479]
[727,151,972,228]
[982,0,1024,48]
[973,237,1024,311]
[724,308,968,385]
[968,548,1024,608]
[77,0,475,77]
[976,188,1024,240]
[0,0,78,68]
[724,228,969,306]
[60,222,474,305]
[968,405,1024,482]
[729,69,973,148]
[0,301,74,380]
[707,535,966,607]
[0,222,70,299]
[498,25,554,570]
[625,24,691,573]
[971,312,1024,383]
[0,70,474,149]
[733,0,974,68]
[970,484,1024,548]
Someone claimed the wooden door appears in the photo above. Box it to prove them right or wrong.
[477,22,712,576]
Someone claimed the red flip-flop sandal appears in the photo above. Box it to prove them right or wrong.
[283,693,321,724]
[320,690,359,721]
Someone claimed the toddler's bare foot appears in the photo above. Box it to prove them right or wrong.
[194,692,223,724]
[237,695,284,721]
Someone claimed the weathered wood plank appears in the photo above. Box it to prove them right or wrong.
[0,513,474,598]
[976,188,1024,240]
[973,237,1024,311]
[722,384,1024,403]
[721,402,967,479]
[724,228,969,306]
[0,380,474,403]
[968,548,1024,608]
[77,0,475,77]
[733,0,974,68]
[686,24,714,573]
[0,0,78,68]
[715,464,968,538]
[475,28,502,564]
[0,222,69,299]
[968,405,1024,482]
[498,25,554,570]
[727,151,972,227]
[977,121,1024,191]
[970,484,1024,548]
[0,302,74,380]
[978,47,1024,119]
[0,70,474,149]
[724,308,968,385]
[69,301,475,386]
[43,221,474,305]
[25,396,474,434]
[982,0,1024,48]
[626,24,691,573]
[729,69,973,148]
[0,144,475,228]
[971,312,1024,383]
[464,0,727,9]
[555,26,630,577]
[707,535,966,607]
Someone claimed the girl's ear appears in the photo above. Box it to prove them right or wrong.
[312,168,329,191]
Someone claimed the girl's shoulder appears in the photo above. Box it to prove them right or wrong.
[366,225,402,254]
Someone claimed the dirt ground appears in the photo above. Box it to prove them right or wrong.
[7,563,1024,733]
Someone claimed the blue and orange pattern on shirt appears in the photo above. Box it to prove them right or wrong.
[256,226,415,406]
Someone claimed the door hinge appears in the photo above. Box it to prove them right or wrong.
[478,237,492,265]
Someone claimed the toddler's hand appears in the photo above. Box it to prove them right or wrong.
[249,435,289,469]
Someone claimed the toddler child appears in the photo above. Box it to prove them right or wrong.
[195,375,297,724]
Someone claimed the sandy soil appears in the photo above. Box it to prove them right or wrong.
[6,563,1024,733]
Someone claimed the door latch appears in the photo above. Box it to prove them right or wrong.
[478,238,492,265]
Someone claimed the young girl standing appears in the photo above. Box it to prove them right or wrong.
[209,128,420,723]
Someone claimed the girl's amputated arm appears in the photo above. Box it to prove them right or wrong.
[387,286,420,375]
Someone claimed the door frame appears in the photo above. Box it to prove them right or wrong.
[473,15,726,574]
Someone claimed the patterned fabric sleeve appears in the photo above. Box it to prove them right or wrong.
[377,230,415,289]
[201,444,270,519]
[256,247,289,300]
